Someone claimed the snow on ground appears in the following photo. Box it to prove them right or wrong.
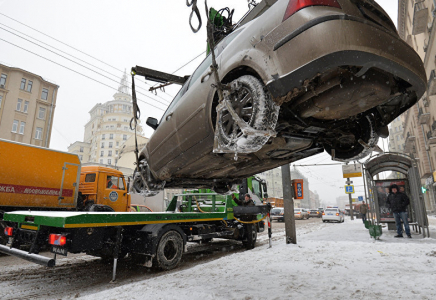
[75,219,436,300]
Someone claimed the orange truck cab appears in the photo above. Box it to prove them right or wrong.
[0,139,131,214]
[79,166,131,212]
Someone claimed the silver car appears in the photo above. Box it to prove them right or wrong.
[133,0,426,194]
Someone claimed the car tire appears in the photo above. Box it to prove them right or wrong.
[324,115,378,161]
[154,230,184,270]
[217,75,279,152]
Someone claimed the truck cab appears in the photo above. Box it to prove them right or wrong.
[79,166,131,212]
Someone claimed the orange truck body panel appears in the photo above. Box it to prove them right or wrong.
[0,139,130,212]
[0,139,81,209]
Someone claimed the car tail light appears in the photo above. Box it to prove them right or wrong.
[322,212,325,215]
[283,0,342,22]
[4,227,14,236]
[336,213,339,216]
[48,234,67,246]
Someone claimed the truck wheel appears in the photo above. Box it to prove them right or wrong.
[242,224,257,250]
[155,230,184,270]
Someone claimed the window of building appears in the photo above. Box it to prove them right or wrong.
[35,127,43,139]
[41,88,48,100]
[38,107,46,119]
[12,120,18,133]
[101,142,105,148]
[109,142,113,148]
[110,125,114,129]
[106,125,109,129]
[27,80,33,92]
[110,133,113,139]
[23,101,29,113]
[19,121,25,134]
[124,126,128,131]
[123,134,127,140]
[79,146,84,152]
[79,155,83,161]
[123,104,127,111]
[0,74,7,87]
[116,141,119,146]
[20,78,26,90]
[16,99,22,111]
[101,150,104,156]
[116,150,118,155]
[108,150,112,156]
[102,134,105,140]
[0,95,2,107]
[100,159,103,164]
[123,119,128,122]
[108,159,112,165]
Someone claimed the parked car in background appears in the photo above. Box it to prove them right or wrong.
[309,209,321,218]
[322,208,345,223]
[132,0,426,196]
[294,208,309,220]
[271,207,285,222]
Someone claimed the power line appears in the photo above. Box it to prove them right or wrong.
[0,38,165,111]
[294,163,343,166]
[0,26,170,108]
[0,12,176,100]
[0,22,173,104]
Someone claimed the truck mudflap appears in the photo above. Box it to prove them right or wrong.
[0,244,55,267]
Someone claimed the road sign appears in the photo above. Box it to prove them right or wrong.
[358,196,363,201]
[342,164,362,178]
[345,185,355,194]
[292,179,304,199]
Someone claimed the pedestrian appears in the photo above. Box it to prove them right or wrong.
[360,201,368,223]
[386,184,411,238]
[234,193,255,206]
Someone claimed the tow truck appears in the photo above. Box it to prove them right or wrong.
[0,191,270,279]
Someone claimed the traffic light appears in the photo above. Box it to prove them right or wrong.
[421,186,427,193]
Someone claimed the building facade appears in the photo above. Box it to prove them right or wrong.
[398,0,436,211]
[0,63,59,147]
[68,73,144,168]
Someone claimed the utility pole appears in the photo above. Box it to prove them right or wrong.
[346,177,354,220]
[282,164,296,244]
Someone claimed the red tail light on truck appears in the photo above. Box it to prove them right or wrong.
[48,234,67,246]
[4,227,13,236]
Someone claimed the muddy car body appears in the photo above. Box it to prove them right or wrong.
[134,0,426,193]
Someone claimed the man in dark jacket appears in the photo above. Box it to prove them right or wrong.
[359,201,368,223]
[386,184,411,238]
[233,193,255,206]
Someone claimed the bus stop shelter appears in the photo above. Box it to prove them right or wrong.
[363,152,429,237]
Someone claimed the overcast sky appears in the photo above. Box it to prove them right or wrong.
[0,0,399,205]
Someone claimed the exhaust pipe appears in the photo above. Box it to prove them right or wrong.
[0,244,55,267]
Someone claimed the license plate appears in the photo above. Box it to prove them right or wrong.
[328,213,333,215]
[50,246,68,256]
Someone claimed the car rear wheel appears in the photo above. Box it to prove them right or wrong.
[217,75,279,152]
[324,115,378,161]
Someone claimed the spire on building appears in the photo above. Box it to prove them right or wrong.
[118,69,130,95]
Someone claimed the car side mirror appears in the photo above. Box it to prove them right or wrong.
[146,117,159,130]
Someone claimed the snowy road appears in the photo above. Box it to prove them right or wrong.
[1,217,435,299]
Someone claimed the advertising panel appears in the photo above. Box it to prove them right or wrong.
[374,180,406,222]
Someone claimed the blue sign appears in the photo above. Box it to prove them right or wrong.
[358,196,363,201]
[345,185,354,194]
[296,183,303,198]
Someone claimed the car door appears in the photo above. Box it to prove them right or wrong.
[147,83,189,173]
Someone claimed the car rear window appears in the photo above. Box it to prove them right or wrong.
[271,208,282,213]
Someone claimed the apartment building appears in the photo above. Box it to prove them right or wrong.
[399,0,436,210]
[68,73,145,168]
[0,63,59,147]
